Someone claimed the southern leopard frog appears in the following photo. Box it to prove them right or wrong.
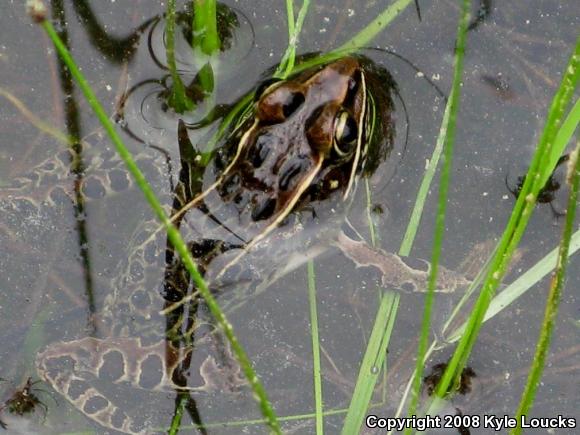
[33,57,469,434]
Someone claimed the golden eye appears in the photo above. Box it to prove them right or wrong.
[333,110,358,156]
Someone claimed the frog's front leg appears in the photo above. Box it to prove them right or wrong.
[335,232,471,293]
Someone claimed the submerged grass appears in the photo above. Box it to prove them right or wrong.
[32,4,281,433]
[341,292,400,434]
[307,261,324,434]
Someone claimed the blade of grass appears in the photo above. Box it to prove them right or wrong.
[341,292,400,435]
[432,34,580,406]
[277,0,311,78]
[273,0,415,78]
[193,0,219,55]
[404,0,471,428]
[32,4,280,432]
[511,141,580,434]
[336,0,414,53]
[0,87,73,146]
[168,394,187,435]
[399,95,451,256]
[307,261,324,435]
[192,0,219,98]
[166,0,194,112]
[540,97,580,189]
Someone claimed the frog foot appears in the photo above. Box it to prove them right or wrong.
[336,232,471,293]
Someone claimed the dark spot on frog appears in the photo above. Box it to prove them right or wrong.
[251,197,276,221]
[49,186,70,206]
[144,240,158,264]
[219,174,240,198]
[67,379,89,401]
[191,239,217,258]
[40,161,56,172]
[282,91,305,118]
[138,354,164,390]
[250,134,272,168]
[81,177,106,199]
[109,169,130,192]
[214,148,227,172]
[400,282,417,293]
[344,70,361,107]
[131,289,151,310]
[99,350,126,383]
[83,395,109,415]
[111,408,130,431]
[401,257,430,273]
[129,261,144,281]
[41,356,76,380]
[233,192,247,206]
[279,159,308,191]
[257,87,305,123]
[56,149,74,165]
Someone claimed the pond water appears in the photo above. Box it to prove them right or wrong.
[0,1,579,434]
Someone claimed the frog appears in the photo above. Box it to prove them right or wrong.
[31,56,470,434]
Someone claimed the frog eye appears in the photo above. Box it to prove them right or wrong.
[254,78,282,101]
[333,110,358,156]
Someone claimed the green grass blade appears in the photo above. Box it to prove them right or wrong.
[404,0,471,427]
[166,0,194,113]
[34,8,280,433]
[168,394,187,435]
[273,0,414,79]
[511,141,580,434]
[277,0,311,78]
[341,292,400,435]
[307,261,324,435]
[399,95,451,256]
[193,0,219,55]
[337,0,413,52]
[540,96,580,189]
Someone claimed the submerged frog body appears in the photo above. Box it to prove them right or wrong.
[33,57,468,434]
